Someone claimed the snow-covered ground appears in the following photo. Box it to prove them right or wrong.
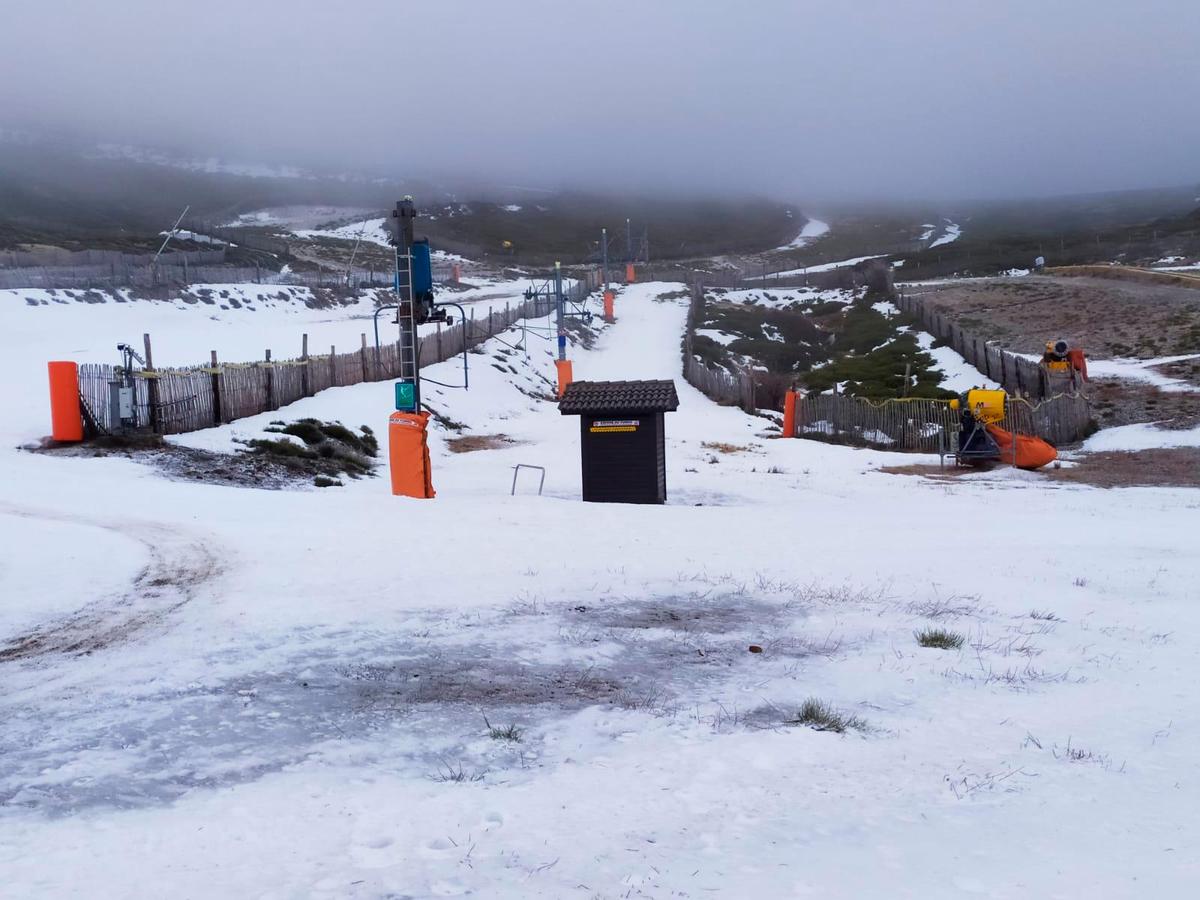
[914,330,1000,392]
[775,215,830,250]
[750,254,887,280]
[294,216,391,246]
[716,286,856,309]
[1,280,1198,898]
[1081,421,1200,452]
[929,219,962,248]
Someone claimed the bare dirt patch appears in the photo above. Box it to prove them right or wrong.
[908,275,1200,358]
[445,433,525,453]
[701,441,752,454]
[1087,379,1199,429]
[1049,448,1200,489]
[877,463,978,478]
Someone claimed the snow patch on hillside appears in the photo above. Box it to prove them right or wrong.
[776,215,830,250]
[930,220,962,247]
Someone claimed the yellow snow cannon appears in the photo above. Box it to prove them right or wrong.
[964,389,1006,425]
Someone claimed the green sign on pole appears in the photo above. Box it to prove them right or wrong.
[395,380,416,412]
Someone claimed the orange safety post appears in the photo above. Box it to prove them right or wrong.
[625,262,636,283]
[388,411,436,498]
[782,389,797,438]
[555,359,574,398]
[47,361,83,442]
[602,289,615,323]
[451,263,462,284]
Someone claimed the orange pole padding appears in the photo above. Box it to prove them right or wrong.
[625,262,636,283]
[388,411,436,498]
[782,389,798,438]
[451,263,462,283]
[47,361,83,442]
[555,359,574,398]
[603,289,615,323]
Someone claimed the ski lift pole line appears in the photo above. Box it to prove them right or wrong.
[373,303,399,370]
[153,205,191,263]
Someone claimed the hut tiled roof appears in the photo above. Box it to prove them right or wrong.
[559,380,679,415]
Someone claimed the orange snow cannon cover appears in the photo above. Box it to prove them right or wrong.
[48,360,83,442]
[986,424,1057,470]
[1066,348,1089,382]
[388,411,436,498]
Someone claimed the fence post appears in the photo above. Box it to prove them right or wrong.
[210,350,222,425]
[143,333,159,433]
[488,306,494,337]
[265,349,275,410]
[330,345,336,386]
[301,334,310,396]
[360,333,368,382]
[436,322,443,361]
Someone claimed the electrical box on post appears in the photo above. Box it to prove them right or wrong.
[395,380,417,412]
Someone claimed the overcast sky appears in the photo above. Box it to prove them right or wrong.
[1,0,1197,202]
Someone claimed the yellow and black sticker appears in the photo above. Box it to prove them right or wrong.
[589,418,640,433]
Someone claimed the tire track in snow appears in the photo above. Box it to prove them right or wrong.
[0,505,221,661]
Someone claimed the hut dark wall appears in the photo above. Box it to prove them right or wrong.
[559,380,679,505]
[579,414,666,504]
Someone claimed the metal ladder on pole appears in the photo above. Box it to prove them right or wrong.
[395,237,420,410]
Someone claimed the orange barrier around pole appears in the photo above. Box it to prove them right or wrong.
[555,359,574,398]
[603,289,615,323]
[47,361,83,442]
[451,263,462,284]
[782,389,797,438]
[388,411,436,498]
[625,262,636,283]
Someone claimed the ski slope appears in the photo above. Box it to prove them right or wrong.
[1,281,1197,898]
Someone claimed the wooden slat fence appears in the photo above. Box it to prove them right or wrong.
[793,392,1093,450]
[76,276,605,436]
[894,291,1078,399]
[681,283,756,411]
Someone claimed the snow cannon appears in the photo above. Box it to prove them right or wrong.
[950,389,1007,463]
[1041,338,1088,391]
[950,389,1057,470]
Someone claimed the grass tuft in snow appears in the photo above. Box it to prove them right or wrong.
[788,698,867,734]
[915,627,965,649]
[483,715,524,742]
[433,760,486,783]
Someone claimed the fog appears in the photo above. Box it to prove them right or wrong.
[2,0,1197,202]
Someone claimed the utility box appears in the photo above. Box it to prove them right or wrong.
[559,380,679,504]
